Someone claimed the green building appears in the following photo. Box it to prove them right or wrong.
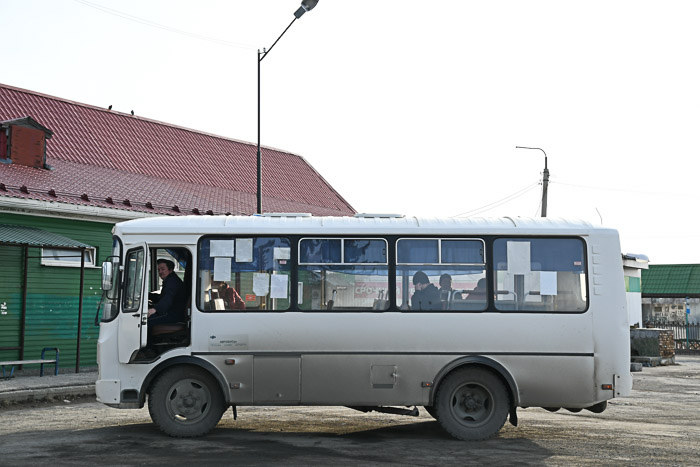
[642,264,700,325]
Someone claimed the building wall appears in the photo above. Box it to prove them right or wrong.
[0,212,113,369]
[626,292,642,327]
[624,267,643,327]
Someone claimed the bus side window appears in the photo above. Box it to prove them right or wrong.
[493,238,587,313]
[298,238,389,311]
[197,237,291,311]
[396,238,487,312]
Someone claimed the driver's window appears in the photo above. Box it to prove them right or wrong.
[123,248,144,312]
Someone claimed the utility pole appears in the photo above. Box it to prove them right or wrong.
[541,154,549,217]
[515,146,549,217]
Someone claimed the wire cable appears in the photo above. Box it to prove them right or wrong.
[73,0,256,50]
[450,182,539,218]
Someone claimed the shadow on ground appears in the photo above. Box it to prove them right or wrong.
[3,418,551,466]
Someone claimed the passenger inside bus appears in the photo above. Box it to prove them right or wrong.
[439,273,454,308]
[411,271,442,310]
[467,278,487,302]
[213,281,246,310]
[439,274,453,300]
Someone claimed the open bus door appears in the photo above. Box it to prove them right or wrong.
[118,243,149,363]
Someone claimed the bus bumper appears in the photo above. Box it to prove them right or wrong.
[96,379,120,406]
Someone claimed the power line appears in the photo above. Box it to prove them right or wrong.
[451,182,539,218]
[73,0,256,50]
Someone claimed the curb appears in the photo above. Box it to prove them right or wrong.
[0,384,95,405]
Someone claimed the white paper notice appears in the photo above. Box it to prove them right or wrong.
[236,238,253,262]
[273,247,291,260]
[210,240,234,257]
[270,274,288,299]
[540,271,558,295]
[213,257,231,281]
[507,241,531,275]
[253,273,270,296]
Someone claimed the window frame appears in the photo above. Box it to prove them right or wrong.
[490,235,590,314]
[395,238,485,266]
[297,237,390,311]
[122,247,145,313]
[41,247,97,268]
[196,235,293,313]
[298,237,389,265]
[187,234,590,314]
[395,237,488,312]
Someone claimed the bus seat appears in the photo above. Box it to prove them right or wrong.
[151,323,187,336]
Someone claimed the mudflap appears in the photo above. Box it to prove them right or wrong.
[509,406,518,427]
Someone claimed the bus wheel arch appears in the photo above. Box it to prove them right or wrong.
[141,356,230,408]
[430,357,519,408]
[147,363,226,437]
[428,357,519,439]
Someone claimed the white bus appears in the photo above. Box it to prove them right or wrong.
[95,214,632,440]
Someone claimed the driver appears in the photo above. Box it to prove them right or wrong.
[147,259,187,326]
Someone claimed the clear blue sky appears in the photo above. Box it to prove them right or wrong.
[2,0,699,264]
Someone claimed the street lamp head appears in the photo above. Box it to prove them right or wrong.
[294,0,319,18]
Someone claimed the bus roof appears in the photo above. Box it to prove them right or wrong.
[113,215,616,237]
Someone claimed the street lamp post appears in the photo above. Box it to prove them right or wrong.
[256,0,319,214]
[515,146,549,217]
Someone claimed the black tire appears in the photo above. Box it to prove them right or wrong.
[434,367,510,441]
[423,405,438,419]
[148,366,225,437]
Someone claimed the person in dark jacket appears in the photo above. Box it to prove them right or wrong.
[411,271,442,311]
[147,259,187,325]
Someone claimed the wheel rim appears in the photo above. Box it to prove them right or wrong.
[165,378,212,424]
[449,381,494,427]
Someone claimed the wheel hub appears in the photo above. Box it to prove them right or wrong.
[168,380,210,421]
[461,391,483,411]
[452,383,492,424]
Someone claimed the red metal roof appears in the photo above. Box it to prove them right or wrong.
[0,83,355,216]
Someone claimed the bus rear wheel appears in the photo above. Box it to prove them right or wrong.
[434,367,509,441]
[148,366,225,437]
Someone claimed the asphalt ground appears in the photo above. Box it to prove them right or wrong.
[1,357,699,465]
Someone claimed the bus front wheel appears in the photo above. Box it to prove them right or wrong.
[434,367,509,441]
[148,366,225,437]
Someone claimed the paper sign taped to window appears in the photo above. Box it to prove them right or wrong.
[270,274,288,299]
[540,271,558,295]
[213,257,231,281]
[253,273,269,296]
[236,238,253,262]
[507,241,531,275]
[274,247,291,260]
[210,240,234,257]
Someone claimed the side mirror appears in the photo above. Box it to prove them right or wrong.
[101,262,114,290]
